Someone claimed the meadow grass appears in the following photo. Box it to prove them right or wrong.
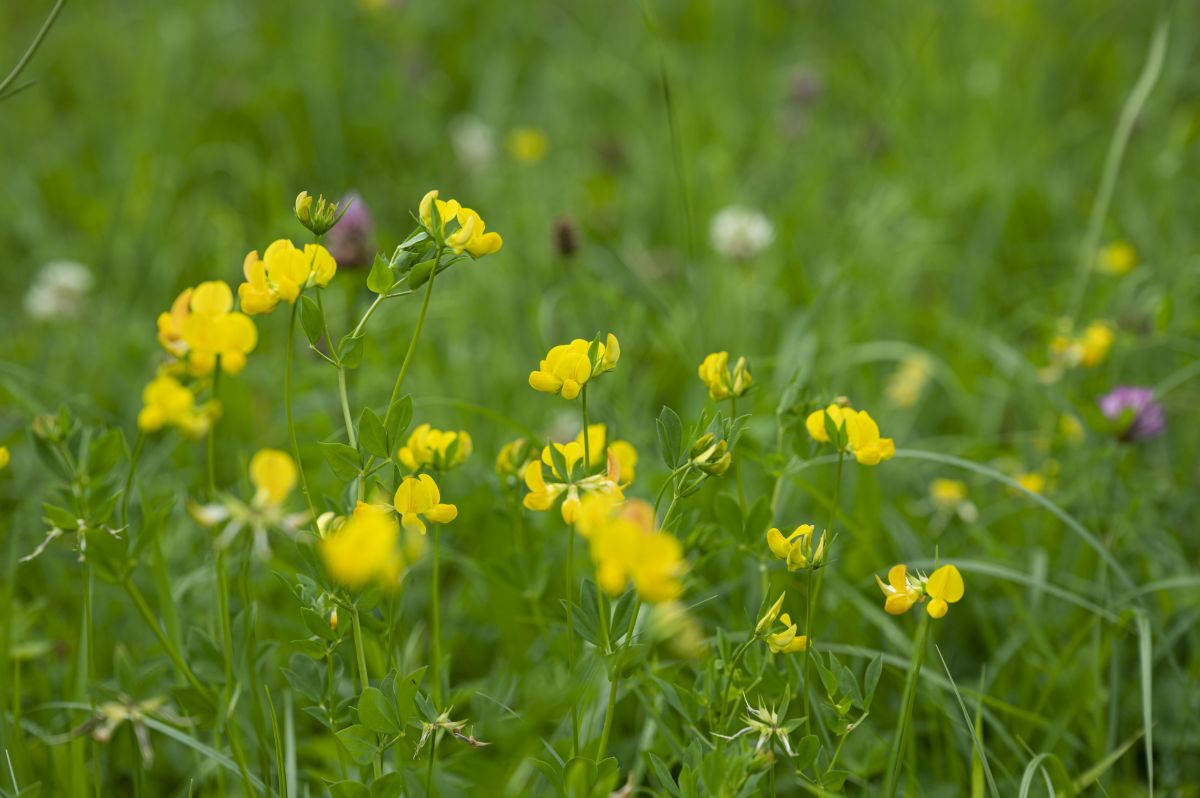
[1,0,1198,795]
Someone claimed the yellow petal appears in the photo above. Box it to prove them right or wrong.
[424,503,458,524]
[926,598,948,619]
[927,564,964,603]
[766,527,791,560]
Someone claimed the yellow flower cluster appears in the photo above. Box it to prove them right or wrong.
[495,437,537,479]
[523,436,631,524]
[806,403,895,465]
[319,503,405,590]
[576,494,685,603]
[156,281,258,376]
[697,351,752,400]
[1098,240,1136,276]
[885,354,932,408]
[249,448,298,506]
[766,524,826,571]
[1049,320,1114,370]
[238,239,337,316]
[528,334,620,400]
[137,372,218,438]
[419,190,503,258]
[755,593,807,654]
[398,424,472,472]
[875,563,964,619]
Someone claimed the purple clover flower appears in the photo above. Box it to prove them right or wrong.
[327,192,375,269]
[1098,386,1165,441]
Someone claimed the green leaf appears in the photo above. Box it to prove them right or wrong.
[712,494,741,537]
[339,332,365,369]
[358,407,389,460]
[609,589,637,645]
[649,753,681,798]
[319,441,362,482]
[329,781,370,798]
[656,406,683,467]
[367,254,394,294]
[407,258,437,289]
[86,427,127,477]
[335,724,378,765]
[794,734,821,770]
[385,395,413,448]
[42,503,77,530]
[358,686,402,734]
[299,295,324,346]
[864,655,883,708]
[370,773,405,798]
[300,607,338,642]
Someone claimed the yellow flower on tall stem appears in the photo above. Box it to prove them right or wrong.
[393,474,458,535]
[237,239,338,315]
[522,441,625,524]
[398,424,472,472]
[528,335,620,400]
[875,563,964,619]
[806,403,895,465]
[697,351,752,400]
[157,281,258,376]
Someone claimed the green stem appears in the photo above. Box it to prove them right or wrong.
[351,606,381,779]
[214,550,258,795]
[383,260,438,428]
[431,525,443,706]
[119,430,145,527]
[566,525,579,757]
[207,363,222,499]
[717,635,757,730]
[338,367,356,449]
[0,0,66,98]
[596,600,641,761]
[882,613,931,798]
[426,731,438,797]
[731,397,746,511]
[123,578,209,700]
[802,450,842,736]
[285,302,319,526]
[581,384,591,470]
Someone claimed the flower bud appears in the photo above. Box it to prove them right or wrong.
[732,356,752,396]
[295,191,313,224]
[755,592,786,635]
[691,433,716,458]
[295,190,343,237]
[329,607,339,631]
[700,448,732,477]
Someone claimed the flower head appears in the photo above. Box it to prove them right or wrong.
[715,698,799,758]
[1047,320,1114,375]
[764,612,808,654]
[885,354,932,408]
[238,240,337,315]
[528,335,619,400]
[574,423,637,481]
[709,206,774,260]
[0,446,8,470]
[1098,385,1165,442]
[507,127,548,163]
[25,260,93,321]
[495,437,537,480]
[875,563,964,619]
[294,191,347,237]
[250,449,298,506]
[157,282,258,375]
[929,478,977,523]
[766,524,826,571]
[190,448,307,558]
[319,502,402,590]
[398,424,472,471]
[137,373,217,439]
[576,494,685,603]
[1098,241,1136,275]
[418,190,503,258]
[393,474,458,535]
[806,403,895,465]
[698,351,752,400]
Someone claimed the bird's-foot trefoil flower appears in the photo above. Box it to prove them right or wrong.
[190,448,309,558]
[875,563,964,619]
[575,493,686,603]
[522,440,625,525]
[157,281,258,375]
[766,524,827,571]
[418,190,503,258]
[698,351,752,400]
[398,423,473,471]
[238,240,337,315]
[806,402,895,466]
[528,334,620,400]
[714,697,800,758]
[393,474,458,535]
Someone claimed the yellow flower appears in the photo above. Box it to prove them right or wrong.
[163,280,257,376]
[398,424,472,471]
[806,404,895,465]
[697,351,752,400]
[755,592,786,635]
[1015,471,1046,495]
[1098,240,1136,275]
[929,479,967,511]
[1059,414,1085,445]
[0,446,9,470]
[249,449,297,506]
[764,612,808,654]
[137,373,215,438]
[766,524,826,571]
[1079,321,1114,367]
[875,564,921,616]
[507,127,548,163]
[528,335,619,400]
[876,563,964,619]
[495,437,536,479]
[418,191,503,259]
[320,503,401,590]
[579,494,685,603]
[393,474,458,535]
[885,354,932,408]
[573,423,637,482]
[238,240,337,315]
[156,288,193,358]
[523,440,625,525]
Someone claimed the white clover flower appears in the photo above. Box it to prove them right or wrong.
[450,114,496,173]
[709,206,775,260]
[25,260,94,321]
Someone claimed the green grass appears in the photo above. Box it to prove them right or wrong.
[2,0,1199,795]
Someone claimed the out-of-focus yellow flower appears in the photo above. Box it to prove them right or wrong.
[647,601,706,660]
[507,127,548,163]
[806,403,895,465]
[764,612,808,654]
[393,474,458,535]
[766,524,826,571]
[528,335,619,400]
[1059,414,1085,445]
[238,240,337,315]
[137,373,215,438]
[1048,320,1114,373]
[574,423,637,482]
[1098,241,1136,275]
[1015,471,1046,495]
[249,449,297,506]
[523,440,624,525]
[158,282,258,375]
[418,191,503,258]
[577,494,685,603]
[886,354,932,408]
[697,351,752,400]
[0,446,9,470]
[320,502,401,590]
[398,424,472,472]
[876,563,964,619]
[930,479,967,510]
[495,437,537,479]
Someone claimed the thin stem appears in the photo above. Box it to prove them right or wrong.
[596,600,641,761]
[285,303,319,525]
[338,367,356,449]
[214,550,258,794]
[426,731,438,797]
[717,635,757,730]
[123,578,209,700]
[581,384,591,470]
[351,605,381,779]
[731,397,746,510]
[802,451,843,735]
[0,0,66,98]
[119,431,145,527]
[566,525,579,757]
[207,363,222,499]
[431,525,443,706]
[882,614,931,798]
[383,261,438,428]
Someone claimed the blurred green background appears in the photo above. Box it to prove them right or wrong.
[3,0,1200,793]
